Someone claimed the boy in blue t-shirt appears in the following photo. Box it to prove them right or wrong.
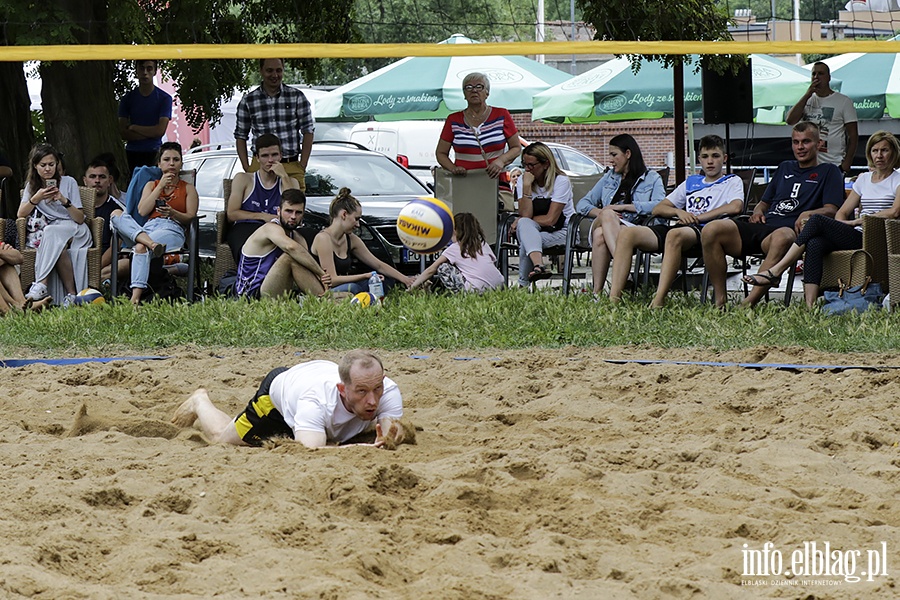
[700,122,844,308]
[609,134,744,307]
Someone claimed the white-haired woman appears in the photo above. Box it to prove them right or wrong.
[436,72,521,180]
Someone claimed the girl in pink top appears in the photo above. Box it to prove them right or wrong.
[410,213,504,292]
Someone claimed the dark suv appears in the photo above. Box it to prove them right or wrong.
[182,141,432,274]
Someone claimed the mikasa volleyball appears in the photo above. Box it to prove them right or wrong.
[396,197,454,254]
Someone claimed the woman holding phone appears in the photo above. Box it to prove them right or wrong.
[18,144,92,307]
[111,142,198,305]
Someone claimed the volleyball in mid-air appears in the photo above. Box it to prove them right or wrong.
[396,196,454,254]
[74,288,105,305]
[350,292,375,307]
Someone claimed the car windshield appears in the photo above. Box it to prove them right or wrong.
[305,153,426,198]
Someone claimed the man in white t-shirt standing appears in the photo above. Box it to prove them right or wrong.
[172,350,409,449]
[786,61,858,176]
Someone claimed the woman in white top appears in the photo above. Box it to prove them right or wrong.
[18,144,93,306]
[745,130,900,306]
[510,142,575,287]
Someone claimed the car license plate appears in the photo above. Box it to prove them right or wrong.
[402,248,421,263]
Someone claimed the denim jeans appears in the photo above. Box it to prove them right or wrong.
[331,281,367,294]
[112,215,185,289]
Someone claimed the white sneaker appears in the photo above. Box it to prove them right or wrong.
[25,282,49,301]
[63,293,78,308]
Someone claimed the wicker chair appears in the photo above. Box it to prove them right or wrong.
[884,219,900,308]
[821,215,889,292]
[12,186,103,291]
[213,178,235,289]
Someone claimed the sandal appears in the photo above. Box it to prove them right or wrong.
[528,264,553,282]
[152,243,167,259]
[742,269,782,288]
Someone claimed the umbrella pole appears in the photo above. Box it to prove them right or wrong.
[687,115,695,176]
[674,61,686,185]
[725,122,731,175]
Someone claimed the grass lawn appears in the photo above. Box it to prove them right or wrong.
[2,288,898,355]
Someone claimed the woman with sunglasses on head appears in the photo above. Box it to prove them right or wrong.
[436,72,521,184]
[509,142,575,287]
[575,134,665,295]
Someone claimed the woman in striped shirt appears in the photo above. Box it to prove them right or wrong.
[436,72,521,183]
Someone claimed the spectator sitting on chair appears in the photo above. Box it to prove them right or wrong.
[509,141,575,286]
[235,189,330,299]
[111,142,198,305]
[0,243,52,314]
[609,135,744,307]
[171,350,410,450]
[742,130,900,307]
[19,144,93,307]
[118,59,173,175]
[310,188,415,294]
[575,134,665,295]
[83,155,126,282]
[226,133,299,264]
[701,121,844,309]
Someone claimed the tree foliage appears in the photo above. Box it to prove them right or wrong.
[578,0,743,74]
[311,0,575,85]
[0,0,355,189]
[732,0,841,22]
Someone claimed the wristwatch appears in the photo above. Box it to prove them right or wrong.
[62,199,72,209]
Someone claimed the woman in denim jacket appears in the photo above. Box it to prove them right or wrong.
[575,134,665,295]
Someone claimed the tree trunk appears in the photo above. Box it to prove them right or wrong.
[39,0,127,187]
[41,61,126,183]
[0,61,34,216]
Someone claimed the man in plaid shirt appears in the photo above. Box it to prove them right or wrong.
[234,59,315,191]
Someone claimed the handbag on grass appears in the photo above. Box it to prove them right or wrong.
[823,277,884,315]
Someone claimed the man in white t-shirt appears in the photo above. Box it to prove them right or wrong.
[786,61,858,176]
[608,135,744,307]
[172,350,410,449]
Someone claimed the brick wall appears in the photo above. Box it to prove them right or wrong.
[513,114,690,177]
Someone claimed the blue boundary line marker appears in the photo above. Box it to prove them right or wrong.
[1,356,170,368]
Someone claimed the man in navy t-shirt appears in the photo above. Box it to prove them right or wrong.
[118,60,173,175]
[701,122,844,308]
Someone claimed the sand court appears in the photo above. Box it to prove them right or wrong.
[1,346,898,598]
